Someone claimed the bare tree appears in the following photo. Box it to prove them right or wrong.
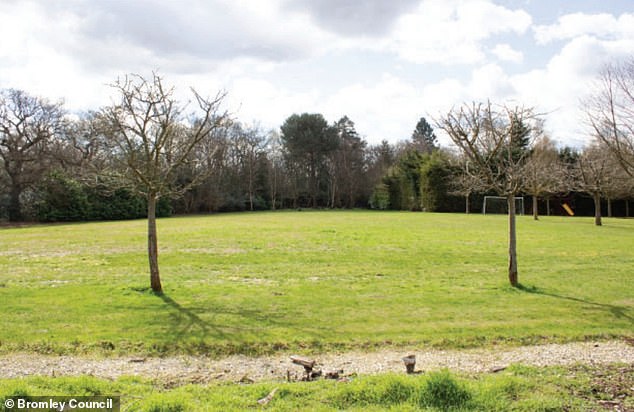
[231,122,266,211]
[102,73,230,292]
[0,89,65,221]
[585,57,634,177]
[436,102,540,287]
[522,135,565,220]
[574,144,614,226]
[602,154,632,217]
[265,130,286,210]
[449,154,486,214]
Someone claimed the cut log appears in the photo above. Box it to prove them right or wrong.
[290,355,316,372]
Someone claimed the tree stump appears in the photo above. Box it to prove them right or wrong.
[402,355,416,374]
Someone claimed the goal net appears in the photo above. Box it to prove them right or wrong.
[482,196,524,215]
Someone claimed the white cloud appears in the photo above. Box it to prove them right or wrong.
[422,79,465,110]
[509,35,625,147]
[491,43,524,63]
[468,64,516,99]
[0,2,109,109]
[221,74,427,144]
[386,0,532,64]
[227,77,321,130]
[322,74,423,142]
[1,0,632,150]
[2,0,337,72]
[534,12,634,44]
[284,0,420,37]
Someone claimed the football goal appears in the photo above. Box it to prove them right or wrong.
[482,196,525,215]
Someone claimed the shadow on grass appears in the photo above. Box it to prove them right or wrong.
[149,291,327,347]
[517,283,633,324]
[155,292,216,338]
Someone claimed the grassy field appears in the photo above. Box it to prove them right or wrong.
[0,210,632,355]
[1,364,632,411]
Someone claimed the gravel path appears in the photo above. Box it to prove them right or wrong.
[1,341,633,384]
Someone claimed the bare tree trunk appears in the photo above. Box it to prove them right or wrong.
[532,195,539,221]
[626,199,630,217]
[546,198,551,216]
[248,177,254,211]
[593,192,602,226]
[330,184,336,208]
[465,194,470,214]
[309,154,317,208]
[8,183,23,222]
[329,173,337,208]
[507,194,519,287]
[291,172,298,209]
[270,169,277,210]
[147,193,162,293]
[348,176,355,209]
[607,197,612,218]
[248,166,254,211]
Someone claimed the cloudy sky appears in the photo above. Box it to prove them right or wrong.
[1,0,632,147]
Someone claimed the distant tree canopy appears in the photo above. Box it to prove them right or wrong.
[0,89,65,221]
[2,59,634,223]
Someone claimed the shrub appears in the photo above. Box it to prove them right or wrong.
[35,171,90,221]
[369,183,390,210]
[34,172,172,222]
[420,370,472,410]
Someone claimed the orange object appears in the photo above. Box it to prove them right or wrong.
[562,203,574,216]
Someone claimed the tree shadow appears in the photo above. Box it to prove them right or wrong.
[151,291,327,344]
[155,292,216,338]
[516,283,633,324]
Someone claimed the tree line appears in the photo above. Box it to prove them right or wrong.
[1,61,633,226]
[0,75,444,222]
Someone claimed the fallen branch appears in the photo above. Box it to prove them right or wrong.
[257,388,278,405]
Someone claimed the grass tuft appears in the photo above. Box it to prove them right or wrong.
[419,370,472,410]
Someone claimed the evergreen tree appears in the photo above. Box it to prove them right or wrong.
[419,152,452,212]
[411,117,438,154]
[280,113,339,207]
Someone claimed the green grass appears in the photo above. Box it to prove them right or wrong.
[1,364,631,411]
[0,211,632,355]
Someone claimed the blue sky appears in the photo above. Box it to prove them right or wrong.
[1,0,632,147]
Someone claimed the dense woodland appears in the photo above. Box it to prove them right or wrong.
[1,58,633,224]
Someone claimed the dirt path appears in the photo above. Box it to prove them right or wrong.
[1,341,633,384]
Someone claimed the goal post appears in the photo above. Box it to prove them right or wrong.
[482,196,524,215]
